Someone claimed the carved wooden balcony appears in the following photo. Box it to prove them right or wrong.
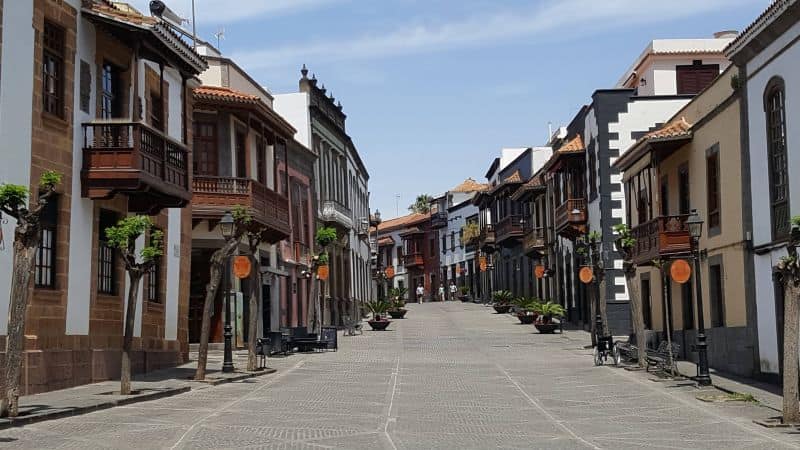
[628,214,692,266]
[555,198,587,238]
[192,175,290,243]
[430,211,448,229]
[522,227,547,256]
[81,121,190,214]
[496,215,526,246]
[403,253,424,268]
[478,224,496,253]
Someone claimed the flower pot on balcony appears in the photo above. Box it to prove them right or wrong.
[388,309,407,319]
[368,320,392,331]
[493,304,512,314]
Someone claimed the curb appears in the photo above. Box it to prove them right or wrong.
[0,386,190,430]
[190,368,277,386]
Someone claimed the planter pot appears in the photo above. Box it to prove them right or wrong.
[388,309,407,319]
[517,313,537,324]
[459,295,469,302]
[368,320,392,331]
[534,323,559,334]
[493,304,512,314]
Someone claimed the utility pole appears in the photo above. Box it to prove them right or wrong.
[191,0,197,49]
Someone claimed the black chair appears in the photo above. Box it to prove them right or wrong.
[321,327,338,351]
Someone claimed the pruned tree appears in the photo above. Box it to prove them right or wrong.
[614,223,645,367]
[104,216,164,395]
[195,213,245,381]
[0,171,61,417]
[408,194,433,214]
[776,216,800,424]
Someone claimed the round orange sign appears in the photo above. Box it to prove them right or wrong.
[534,265,545,279]
[317,265,329,281]
[385,266,395,279]
[670,259,692,284]
[579,266,594,284]
[233,256,252,279]
[479,256,487,272]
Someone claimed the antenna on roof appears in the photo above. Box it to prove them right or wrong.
[547,122,552,143]
[214,27,225,50]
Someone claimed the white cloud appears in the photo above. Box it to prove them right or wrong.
[229,0,757,69]
[124,0,339,24]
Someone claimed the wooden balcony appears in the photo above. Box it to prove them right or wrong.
[81,121,190,214]
[403,253,424,268]
[478,224,496,253]
[192,176,290,243]
[430,211,448,229]
[555,198,587,238]
[628,214,692,266]
[522,227,547,256]
[321,200,353,231]
[495,215,526,246]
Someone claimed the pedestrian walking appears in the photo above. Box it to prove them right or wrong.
[416,284,425,304]
[438,285,445,302]
[449,281,458,301]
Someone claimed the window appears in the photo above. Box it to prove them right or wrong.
[678,164,690,214]
[681,281,694,330]
[35,196,59,288]
[641,276,653,329]
[459,230,464,248]
[43,21,65,117]
[429,237,435,256]
[441,235,447,254]
[765,78,790,240]
[676,62,719,95]
[149,92,164,131]
[193,122,217,175]
[235,131,247,178]
[98,210,118,295]
[147,262,160,303]
[660,176,669,216]
[706,145,721,233]
[396,246,403,265]
[450,232,455,251]
[709,263,725,327]
[256,138,266,184]
[100,62,123,119]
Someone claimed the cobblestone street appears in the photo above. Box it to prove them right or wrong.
[0,302,797,449]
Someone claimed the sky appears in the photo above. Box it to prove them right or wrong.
[131,0,768,219]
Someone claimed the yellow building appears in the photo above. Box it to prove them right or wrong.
[615,67,756,377]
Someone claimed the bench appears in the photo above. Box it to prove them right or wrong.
[645,341,680,374]
[614,340,640,362]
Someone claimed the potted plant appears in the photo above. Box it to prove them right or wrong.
[387,287,408,319]
[492,290,513,314]
[316,252,330,280]
[513,298,541,324]
[316,226,338,248]
[462,222,480,245]
[534,301,566,334]
[366,299,392,330]
[458,286,470,302]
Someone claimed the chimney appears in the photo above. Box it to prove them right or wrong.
[714,30,738,39]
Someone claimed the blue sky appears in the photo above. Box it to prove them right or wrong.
[133,0,767,218]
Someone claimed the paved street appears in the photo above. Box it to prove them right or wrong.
[0,302,797,449]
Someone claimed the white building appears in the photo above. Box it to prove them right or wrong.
[725,0,800,381]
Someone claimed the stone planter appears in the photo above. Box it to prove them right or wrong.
[534,323,559,334]
[388,309,407,319]
[493,304,512,314]
[368,320,392,331]
[517,313,537,324]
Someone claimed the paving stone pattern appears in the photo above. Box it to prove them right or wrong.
[0,303,797,449]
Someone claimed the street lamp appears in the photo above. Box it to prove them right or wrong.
[219,211,235,373]
[687,209,711,386]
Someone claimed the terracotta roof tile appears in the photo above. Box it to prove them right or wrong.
[451,177,490,193]
[557,135,584,154]
[726,0,796,58]
[377,236,395,246]
[194,86,261,103]
[87,1,158,25]
[376,213,429,232]
[643,117,692,140]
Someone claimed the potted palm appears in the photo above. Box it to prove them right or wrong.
[534,301,566,334]
[388,287,408,319]
[513,298,541,324]
[366,299,392,330]
[492,290,514,314]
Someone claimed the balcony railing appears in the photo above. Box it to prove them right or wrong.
[478,224,496,250]
[81,121,190,213]
[555,198,587,236]
[321,200,354,230]
[403,253,424,268]
[294,242,311,266]
[430,211,448,229]
[495,215,526,245]
[628,214,692,265]
[522,227,547,255]
[193,175,290,242]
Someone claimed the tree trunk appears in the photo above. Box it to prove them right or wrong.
[195,239,238,381]
[598,275,610,336]
[309,277,320,335]
[589,286,597,347]
[246,257,260,372]
[1,238,38,417]
[625,266,646,367]
[120,272,142,395]
[782,280,800,424]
